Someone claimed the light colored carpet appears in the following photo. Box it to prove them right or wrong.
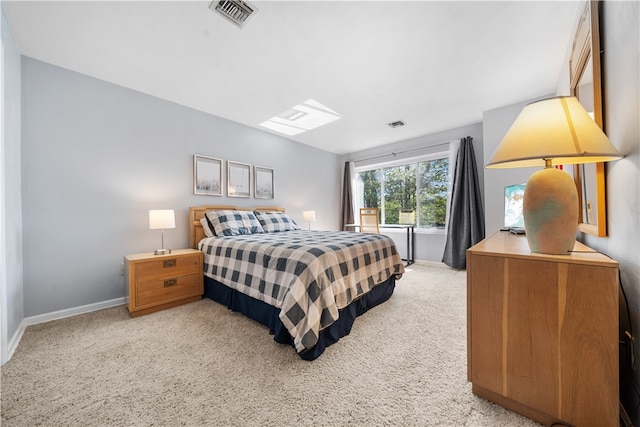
[1,264,540,426]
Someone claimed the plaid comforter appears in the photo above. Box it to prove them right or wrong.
[199,230,405,353]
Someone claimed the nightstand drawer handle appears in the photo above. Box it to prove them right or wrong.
[164,279,178,288]
[163,259,176,268]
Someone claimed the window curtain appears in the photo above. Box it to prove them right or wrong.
[444,139,461,228]
[340,161,355,230]
[442,137,485,269]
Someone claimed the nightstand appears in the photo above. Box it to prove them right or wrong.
[124,249,204,317]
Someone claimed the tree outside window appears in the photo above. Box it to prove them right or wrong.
[383,164,416,225]
[358,169,381,220]
[418,158,448,228]
[356,155,449,230]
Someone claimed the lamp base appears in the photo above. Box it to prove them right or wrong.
[523,167,578,255]
[154,248,172,255]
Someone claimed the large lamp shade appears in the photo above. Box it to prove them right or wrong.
[486,96,621,254]
[487,96,621,169]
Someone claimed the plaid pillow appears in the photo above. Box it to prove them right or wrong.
[205,210,264,237]
[254,211,300,233]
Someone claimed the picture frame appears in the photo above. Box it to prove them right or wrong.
[193,155,223,196]
[227,161,251,197]
[254,166,274,199]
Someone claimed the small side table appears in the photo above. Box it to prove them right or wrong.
[124,249,203,317]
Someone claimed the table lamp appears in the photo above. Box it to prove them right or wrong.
[303,210,316,230]
[149,209,176,255]
[486,96,621,255]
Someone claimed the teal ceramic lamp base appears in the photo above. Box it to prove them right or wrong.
[523,167,578,255]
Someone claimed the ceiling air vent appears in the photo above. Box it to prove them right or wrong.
[210,0,258,29]
[388,120,406,129]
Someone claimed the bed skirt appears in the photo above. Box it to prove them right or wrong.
[203,275,397,361]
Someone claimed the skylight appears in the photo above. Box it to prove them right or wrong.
[260,99,341,136]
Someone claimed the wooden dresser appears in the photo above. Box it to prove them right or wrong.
[466,232,619,426]
[125,249,203,317]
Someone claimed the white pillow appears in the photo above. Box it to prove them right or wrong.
[200,217,215,238]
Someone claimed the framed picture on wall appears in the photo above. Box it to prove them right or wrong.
[193,155,223,196]
[254,166,274,199]
[227,161,251,197]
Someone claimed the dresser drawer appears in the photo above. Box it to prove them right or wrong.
[135,273,202,307]
[134,253,201,284]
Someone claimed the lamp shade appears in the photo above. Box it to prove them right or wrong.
[486,96,621,255]
[486,96,621,168]
[303,210,316,222]
[149,210,176,230]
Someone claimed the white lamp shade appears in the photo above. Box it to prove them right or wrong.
[486,96,621,168]
[149,209,176,230]
[303,210,316,222]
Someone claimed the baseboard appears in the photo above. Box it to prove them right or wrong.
[5,321,27,365]
[4,297,125,365]
[24,297,126,327]
[412,259,450,269]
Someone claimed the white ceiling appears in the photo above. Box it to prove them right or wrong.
[3,0,582,155]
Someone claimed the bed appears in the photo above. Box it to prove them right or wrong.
[189,205,405,360]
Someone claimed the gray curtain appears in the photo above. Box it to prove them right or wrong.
[340,162,354,230]
[442,137,485,269]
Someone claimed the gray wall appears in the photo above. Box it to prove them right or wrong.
[584,1,639,417]
[482,95,550,235]
[341,122,484,263]
[586,0,640,305]
[1,8,24,361]
[20,58,340,317]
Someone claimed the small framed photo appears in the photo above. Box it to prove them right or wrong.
[227,161,251,198]
[193,155,223,196]
[254,166,274,199]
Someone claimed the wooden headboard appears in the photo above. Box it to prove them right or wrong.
[189,205,287,249]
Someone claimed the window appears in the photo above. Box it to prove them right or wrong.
[355,153,450,230]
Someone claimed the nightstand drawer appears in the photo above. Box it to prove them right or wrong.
[135,273,202,307]
[135,254,201,284]
[125,249,203,317]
